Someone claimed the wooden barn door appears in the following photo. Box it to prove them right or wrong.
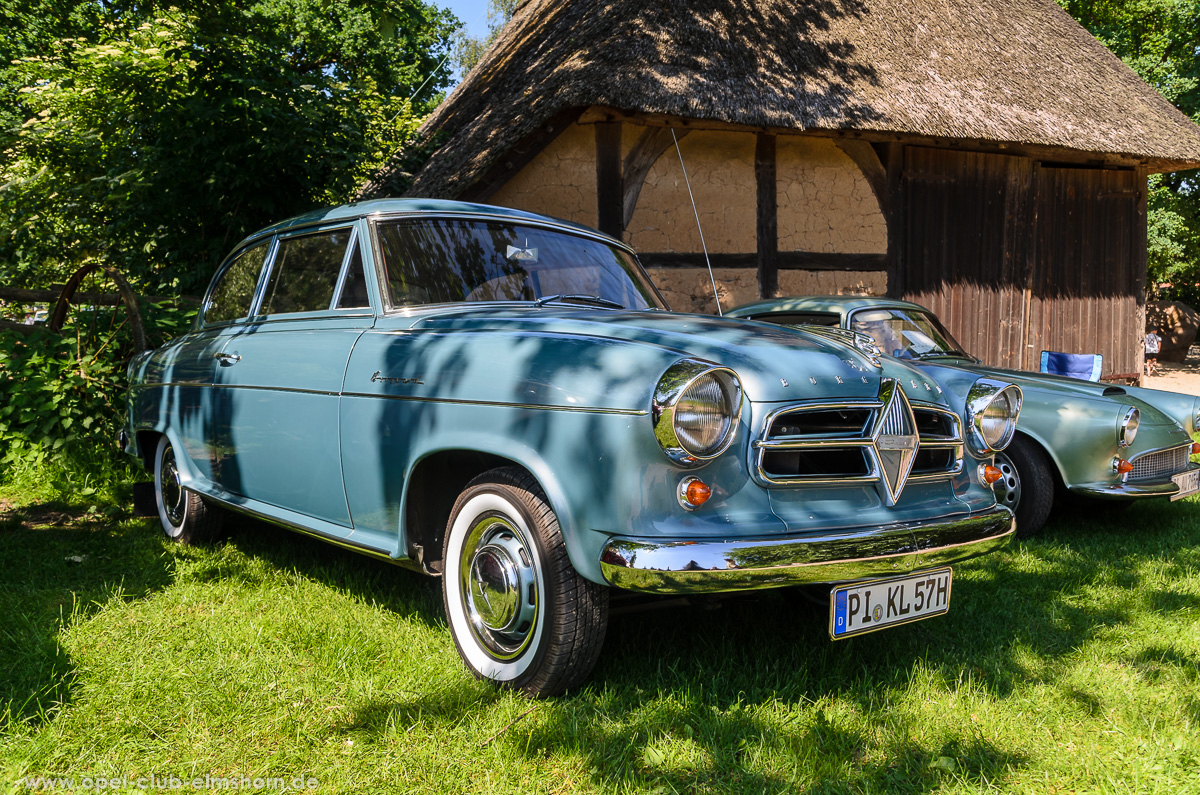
[901,147,1144,374]
[1028,167,1144,377]
[900,148,1035,369]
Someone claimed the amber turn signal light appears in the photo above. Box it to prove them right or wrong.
[1114,458,1133,474]
[982,465,1003,485]
[678,476,712,510]
[1191,443,1200,455]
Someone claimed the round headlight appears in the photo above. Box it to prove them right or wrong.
[653,360,743,464]
[1119,407,1140,448]
[675,372,738,456]
[966,379,1022,453]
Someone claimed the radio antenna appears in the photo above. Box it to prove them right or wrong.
[671,127,722,316]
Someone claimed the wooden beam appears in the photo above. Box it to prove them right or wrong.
[640,252,887,272]
[595,122,624,239]
[622,127,686,229]
[835,139,888,217]
[883,143,906,298]
[461,108,585,203]
[755,133,778,298]
[577,106,1176,172]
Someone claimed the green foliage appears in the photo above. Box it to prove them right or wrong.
[453,0,518,75]
[1058,0,1200,296]
[0,295,196,502]
[0,0,458,297]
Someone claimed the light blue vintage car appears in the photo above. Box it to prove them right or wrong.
[728,296,1200,537]
[123,200,1024,696]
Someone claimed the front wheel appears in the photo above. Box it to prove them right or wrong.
[442,467,608,697]
[993,436,1055,539]
[153,435,223,544]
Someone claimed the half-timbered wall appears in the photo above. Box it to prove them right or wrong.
[487,118,890,313]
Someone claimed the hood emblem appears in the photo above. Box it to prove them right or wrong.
[871,378,919,507]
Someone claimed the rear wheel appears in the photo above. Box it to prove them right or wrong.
[993,436,1055,539]
[153,435,223,544]
[442,467,608,697]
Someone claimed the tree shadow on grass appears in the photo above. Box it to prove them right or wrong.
[0,510,174,727]
[217,515,444,630]
[492,497,1200,791]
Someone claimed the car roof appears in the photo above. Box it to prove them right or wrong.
[232,198,626,253]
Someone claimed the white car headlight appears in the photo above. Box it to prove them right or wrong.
[653,360,743,464]
[966,378,1022,453]
[1119,407,1140,448]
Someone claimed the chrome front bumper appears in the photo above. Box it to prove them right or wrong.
[1070,463,1200,499]
[598,506,1015,594]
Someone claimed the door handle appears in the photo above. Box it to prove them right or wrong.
[214,351,242,365]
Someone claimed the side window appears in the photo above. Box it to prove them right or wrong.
[206,243,268,325]
[335,242,370,309]
[260,228,351,315]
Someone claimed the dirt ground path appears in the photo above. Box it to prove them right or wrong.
[1143,343,1200,396]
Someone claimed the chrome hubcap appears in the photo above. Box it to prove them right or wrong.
[993,451,1022,510]
[159,446,185,527]
[461,515,539,660]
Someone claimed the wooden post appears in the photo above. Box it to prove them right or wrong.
[595,123,623,239]
[755,133,778,299]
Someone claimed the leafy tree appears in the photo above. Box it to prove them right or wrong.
[1058,0,1200,298]
[0,0,458,296]
[453,0,518,75]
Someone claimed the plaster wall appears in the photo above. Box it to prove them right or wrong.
[626,131,757,254]
[488,122,598,228]
[777,137,887,254]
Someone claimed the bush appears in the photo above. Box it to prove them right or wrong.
[0,300,196,504]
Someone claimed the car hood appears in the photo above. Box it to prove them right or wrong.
[402,306,949,406]
[964,364,1188,428]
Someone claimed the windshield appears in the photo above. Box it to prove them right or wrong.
[376,217,666,311]
[848,308,972,360]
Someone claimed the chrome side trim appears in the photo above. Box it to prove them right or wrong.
[598,506,1015,594]
[135,382,647,415]
[341,391,649,415]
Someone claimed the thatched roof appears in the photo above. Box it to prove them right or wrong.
[361,0,1200,200]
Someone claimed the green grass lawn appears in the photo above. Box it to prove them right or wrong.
[2,492,1199,794]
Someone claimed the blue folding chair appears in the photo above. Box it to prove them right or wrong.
[1040,350,1103,381]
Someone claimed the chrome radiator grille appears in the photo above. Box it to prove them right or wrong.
[754,397,963,487]
[1128,444,1192,481]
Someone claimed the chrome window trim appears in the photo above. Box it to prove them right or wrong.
[330,227,363,310]
[250,223,358,319]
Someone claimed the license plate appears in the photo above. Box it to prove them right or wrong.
[830,568,952,639]
[1171,469,1199,501]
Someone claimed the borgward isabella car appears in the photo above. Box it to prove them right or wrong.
[122,199,1023,696]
